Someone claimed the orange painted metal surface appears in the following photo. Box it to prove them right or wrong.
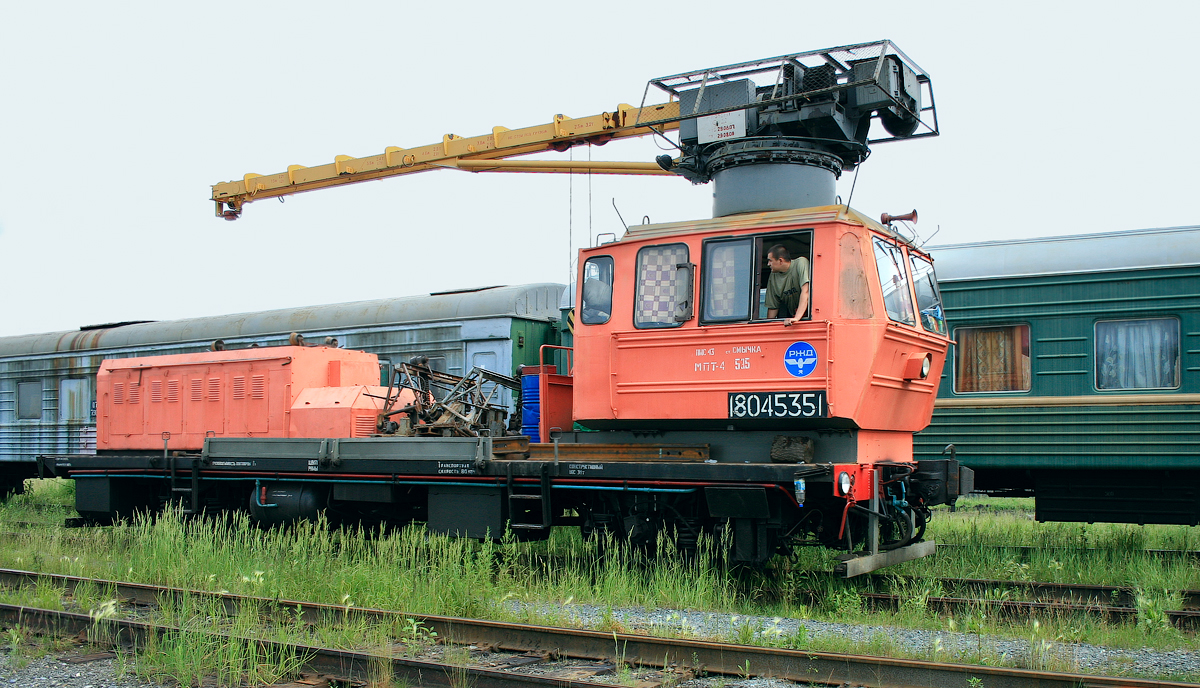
[290,385,414,439]
[572,207,951,464]
[97,346,381,451]
[537,346,574,442]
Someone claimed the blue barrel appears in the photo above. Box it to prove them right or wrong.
[520,373,541,442]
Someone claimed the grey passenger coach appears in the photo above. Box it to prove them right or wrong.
[0,284,565,496]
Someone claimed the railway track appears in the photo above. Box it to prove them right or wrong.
[1,602,622,688]
[0,568,1196,688]
[841,573,1200,630]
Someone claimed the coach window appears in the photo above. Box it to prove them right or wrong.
[580,256,614,325]
[954,325,1032,393]
[873,239,916,326]
[909,254,947,335]
[634,243,689,328]
[17,381,42,420]
[59,378,91,422]
[1095,318,1180,390]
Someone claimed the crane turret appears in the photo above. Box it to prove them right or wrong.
[647,41,936,216]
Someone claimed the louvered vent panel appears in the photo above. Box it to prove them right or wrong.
[112,383,124,404]
[250,375,265,400]
[166,380,179,403]
[128,383,140,404]
[190,379,202,402]
[354,415,376,437]
[232,376,245,400]
[207,378,220,402]
[150,380,163,403]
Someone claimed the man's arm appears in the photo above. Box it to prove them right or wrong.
[783,282,810,326]
[767,308,779,318]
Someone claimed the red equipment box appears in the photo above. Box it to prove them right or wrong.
[96,346,382,451]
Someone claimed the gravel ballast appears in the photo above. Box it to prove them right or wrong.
[0,654,158,688]
[518,602,1200,681]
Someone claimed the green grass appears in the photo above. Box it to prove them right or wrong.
[0,501,737,620]
[1,481,1199,683]
[912,497,1200,591]
[0,478,76,526]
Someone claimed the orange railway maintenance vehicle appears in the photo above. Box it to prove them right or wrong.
[43,41,969,576]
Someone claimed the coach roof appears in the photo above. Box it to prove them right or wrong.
[0,283,565,357]
[928,225,1200,282]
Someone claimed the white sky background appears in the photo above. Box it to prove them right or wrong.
[1,2,1197,337]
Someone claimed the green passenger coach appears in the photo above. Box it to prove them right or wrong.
[915,226,1200,525]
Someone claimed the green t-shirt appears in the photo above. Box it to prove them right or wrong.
[765,257,810,318]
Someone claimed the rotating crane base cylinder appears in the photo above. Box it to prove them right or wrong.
[708,139,842,217]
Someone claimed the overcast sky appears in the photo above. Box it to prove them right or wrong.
[2,2,1197,337]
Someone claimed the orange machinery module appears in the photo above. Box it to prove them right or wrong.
[96,346,392,451]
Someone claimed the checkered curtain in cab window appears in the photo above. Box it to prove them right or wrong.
[636,244,688,327]
[704,241,753,320]
[707,244,740,318]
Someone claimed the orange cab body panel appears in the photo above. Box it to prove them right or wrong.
[571,207,949,461]
[96,346,381,451]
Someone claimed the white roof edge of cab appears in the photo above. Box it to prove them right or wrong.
[927,225,1200,282]
[615,205,911,244]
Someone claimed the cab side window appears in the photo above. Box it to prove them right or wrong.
[700,231,812,324]
[759,236,811,321]
[634,244,689,329]
[703,239,753,322]
[580,256,614,325]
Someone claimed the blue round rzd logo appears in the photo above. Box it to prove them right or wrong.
[783,341,818,377]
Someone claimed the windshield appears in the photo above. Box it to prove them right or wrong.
[909,254,947,335]
[872,239,916,326]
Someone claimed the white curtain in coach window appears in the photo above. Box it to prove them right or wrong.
[1096,318,1180,390]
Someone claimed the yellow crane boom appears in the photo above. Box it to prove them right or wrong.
[210,41,938,220]
[211,102,680,220]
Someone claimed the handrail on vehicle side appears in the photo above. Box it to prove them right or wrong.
[538,344,573,377]
[537,345,574,442]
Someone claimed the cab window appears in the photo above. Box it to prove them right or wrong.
[909,254,947,335]
[700,231,812,323]
[634,244,689,328]
[580,256,614,325]
[702,239,753,322]
[873,238,916,326]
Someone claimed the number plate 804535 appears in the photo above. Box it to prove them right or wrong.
[728,391,827,419]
